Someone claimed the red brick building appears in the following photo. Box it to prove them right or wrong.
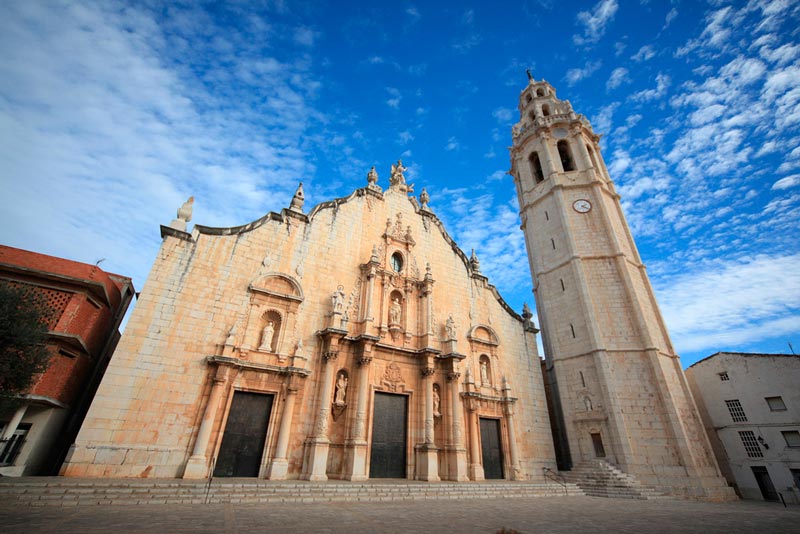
[0,245,134,475]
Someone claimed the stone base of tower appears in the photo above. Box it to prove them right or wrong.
[625,464,737,501]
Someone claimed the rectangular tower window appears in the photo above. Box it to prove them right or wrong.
[580,371,586,388]
[718,372,729,381]
[544,211,549,221]
[551,238,556,250]
[570,324,576,338]
[725,399,748,422]
[739,431,763,458]
[782,431,800,448]
[765,396,787,411]
[560,279,565,291]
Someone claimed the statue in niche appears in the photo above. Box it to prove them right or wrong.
[334,372,348,405]
[331,285,345,313]
[583,396,593,411]
[480,359,489,385]
[433,386,441,417]
[259,321,275,351]
[445,315,456,340]
[389,297,402,325]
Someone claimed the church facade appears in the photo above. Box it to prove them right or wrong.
[62,78,733,499]
[61,161,555,482]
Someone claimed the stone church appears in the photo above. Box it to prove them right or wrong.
[62,78,733,499]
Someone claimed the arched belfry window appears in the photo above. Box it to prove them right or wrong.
[557,140,576,172]
[536,88,545,97]
[526,94,532,103]
[542,104,551,116]
[529,151,544,183]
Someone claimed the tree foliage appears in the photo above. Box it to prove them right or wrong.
[0,282,52,410]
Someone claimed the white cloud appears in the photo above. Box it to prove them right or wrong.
[445,137,460,151]
[772,174,800,190]
[657,254,800,354]
[606,67,630,90]
[398,130,414,144]
[632,73,671,101]
[487,170,506,182]
[293,26,317,47]
[492,107,514,123]
[631,45,656,62]
[573,0,618,46]
[566,60,602,86]
[386,87,401,108]
[664,8,678,28]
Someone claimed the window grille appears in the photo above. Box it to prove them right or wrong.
[718,372,729,381]
[766,396,787,411]
[726,399,748,422]
[739,431,763,458]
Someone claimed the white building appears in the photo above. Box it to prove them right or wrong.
[686,352,800,503]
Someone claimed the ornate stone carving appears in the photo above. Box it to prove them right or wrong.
[323,351,338,362]
[367,166,378,185]
[389,297,401,325]
[169,196,194,231]
[358,355,373,366]
[419,188,430,209]
[433,384,441,418]
[447,371,461,382]
[382,362,404,392]
[470,249,481,273]
[422,367,435,377]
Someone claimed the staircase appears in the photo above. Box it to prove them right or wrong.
[0,478,584,507]
[561,460,670,500]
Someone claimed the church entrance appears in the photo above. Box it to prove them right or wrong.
[213,391,274,477]
[480,418,504,479]
[369,392,407,478]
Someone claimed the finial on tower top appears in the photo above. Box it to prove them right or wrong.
[526,69,533,81]
[289,182,305,213]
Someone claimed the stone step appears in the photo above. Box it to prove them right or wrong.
[0,479,585,507]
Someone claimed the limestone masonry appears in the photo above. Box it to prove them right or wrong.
[62,78,734,500]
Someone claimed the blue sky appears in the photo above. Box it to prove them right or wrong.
[1,0,798,367]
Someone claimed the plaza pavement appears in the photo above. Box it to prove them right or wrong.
[0,495,797,533]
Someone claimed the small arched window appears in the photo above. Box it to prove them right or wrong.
[542,104,551,117]
[557,140,576,172]
[529,151,544,183]
[536,88,545,97]
[587,145,599,170]
[528,110,536,121]
[526,94,532,103]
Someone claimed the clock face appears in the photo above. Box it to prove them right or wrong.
[573,199,592,213]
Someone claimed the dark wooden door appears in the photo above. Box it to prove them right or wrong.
[480,418,504,479]
[751,466,779,501]
[213,392,273,477]
[369,392,407,478]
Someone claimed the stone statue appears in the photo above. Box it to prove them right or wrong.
[390,160,407,185]
[331,285,345,313]
[470,249,481,273]
[177,196,194,222]
[584,396,593,411]
[334,372,348,404]
[480,359,489,385]
[445,315,456,340]
[433,386,441,417]
[419,188,430,208]
[389,297,401,325]
[260,321,275,351]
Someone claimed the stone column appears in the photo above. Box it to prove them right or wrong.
[344,351,372,481]
[467,399,485,481]
[302,350,337,481]
[415,361,439,481]
[0,403,28,441]
[267,383,298,480]
[184,367,228,479]
[447,371,469,481]
[571,126,593,171]
[502,378,521,480]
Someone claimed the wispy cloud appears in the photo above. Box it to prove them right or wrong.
[606,67,630,90]
[631,72,670,101]
[566,60,602,86]
[631,45,656,62]
[573,0,618,46]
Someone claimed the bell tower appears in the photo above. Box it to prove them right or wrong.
[509,75,733,499]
